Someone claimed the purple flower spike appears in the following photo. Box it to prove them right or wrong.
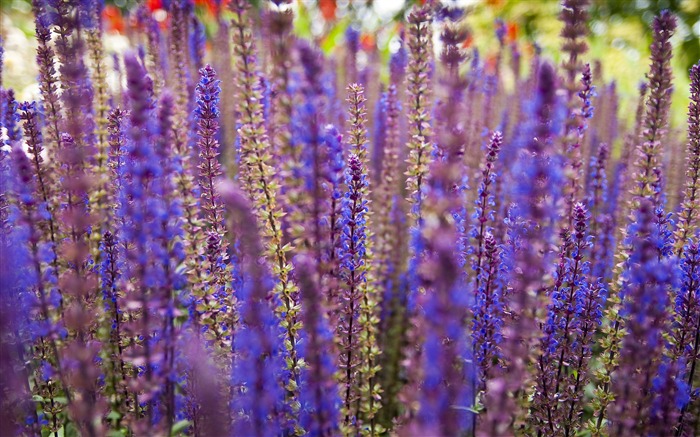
[472,131,502,286]
[337,153,368,434]
[674,63,700,256]
[4,3,699,436]
[405,4,434,223]
[194,64,234,344]
[608,199,678,436]
[1,89,21,146]
[296,254,340,437]
[195,64,225,232]
[671,239,700,434]
[472,232,504,387]
[632,10,677,202]
[482,61,563,435]
[532,203,591,434]
[220,181,285,437]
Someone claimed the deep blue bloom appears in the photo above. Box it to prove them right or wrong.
[609,199,680,433]
[296,255,340,437]
[221,184,285,437]
[1,89,21,146]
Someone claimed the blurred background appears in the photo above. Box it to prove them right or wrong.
[2,0,699,128]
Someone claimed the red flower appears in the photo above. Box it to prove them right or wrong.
[103,5,125,33]
[507,22,518,43]
[320,0,336,21]
[147,0,162,12]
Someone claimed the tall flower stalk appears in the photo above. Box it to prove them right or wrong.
[194,64,233,349]
[481,62,563,436]
[297,254,340,437]
[671,239,700,435]
[607,200,677,436]
[405,5,434,225]
[336,153,370,436]
[631,11,677,203]
[591,14,677,433]
[221,182,285,437]
[230,1,303,430]
[674,63,700,256]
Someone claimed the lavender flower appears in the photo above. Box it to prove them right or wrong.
[632,11,677,202]
[86,6,111,259]
[671,239,700,434]
[18,101,60,298]
[1,89,21,145]
[0,180,36,434]
[559,0,590,101]
[220,182,285,436]
[323,124,345,318]
[99,230,128,427]
[374,85,402,325]
[296,254,340,437]
[120,52,173,433]
[472,131,502,286]
[194,64,233,346]
[532,203,591,434]
[561,280,606,435]
[563,64,595,223]
[472,232,504,387]
[405,5,434,223]
[231,1,303,425]
[436,15,469,163]
[674,63,700,256]
[295,41,330,260]
[608,199,678,436]
[482,62,563,435]
[344,26,360,86]
[32,12,62,165]
[592,16,677,429]
[649,358,689,436]
[406,130,476,435]
[337,154,369,435]
[344,84,382,434]
[3,4,698,437]
[414,222,474,436]
[587,143,612,279]
[9,143,67,434]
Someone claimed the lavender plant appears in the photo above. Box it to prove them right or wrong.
[1,1,698,436]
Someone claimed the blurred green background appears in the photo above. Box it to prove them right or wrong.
[1,0,698,128]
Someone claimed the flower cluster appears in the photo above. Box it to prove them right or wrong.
[1,2,699,436]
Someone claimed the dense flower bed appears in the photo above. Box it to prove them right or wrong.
[0,0,699,436]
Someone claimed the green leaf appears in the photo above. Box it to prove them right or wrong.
[171,419,191,436]
[65,423,80,437]
[293,3,312,40]
[321,18,351,54]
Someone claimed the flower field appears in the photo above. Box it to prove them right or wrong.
[0,0,699,436]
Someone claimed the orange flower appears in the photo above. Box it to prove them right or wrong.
[360,33,375,51]
[103,5,125,34]
[320,0,336,21]
[462,34,473,48]
[507,22,518,43]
